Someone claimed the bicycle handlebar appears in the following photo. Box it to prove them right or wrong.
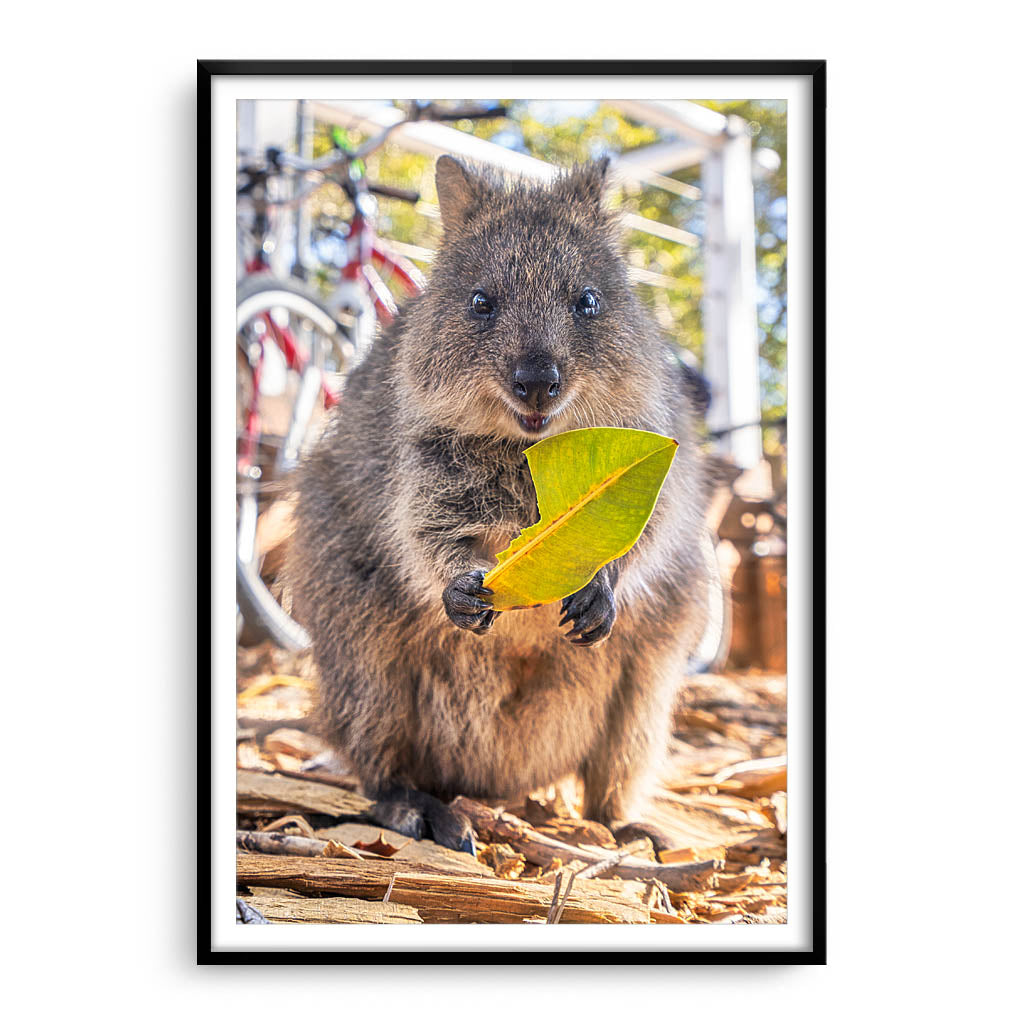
[413,103,508,122]
[369,183,421,204]
[238,101,505,204]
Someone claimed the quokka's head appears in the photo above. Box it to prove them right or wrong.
[400,155,665,441]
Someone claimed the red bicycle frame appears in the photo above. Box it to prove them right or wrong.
[238,214,424,476]
[341,206,425,326]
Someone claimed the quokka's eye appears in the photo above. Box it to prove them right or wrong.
[470,290,495,318]
[575,288,601,317]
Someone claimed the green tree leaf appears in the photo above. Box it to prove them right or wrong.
[483,427,678,610]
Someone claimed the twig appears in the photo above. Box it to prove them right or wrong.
[651,878,674,915]
[237,830,385,860]
[546,840,648,924]
[545,872,563,924]
[382,875,396,904]
[453,797,721,891]
[551,873,576,925]
[573,839,649,881]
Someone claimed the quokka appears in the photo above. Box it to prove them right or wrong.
[289,155,712,850]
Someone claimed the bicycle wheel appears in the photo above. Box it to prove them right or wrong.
[236,275,351,650]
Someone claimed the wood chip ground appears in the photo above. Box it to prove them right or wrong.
[235,642,787,925]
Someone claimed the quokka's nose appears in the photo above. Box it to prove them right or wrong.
[511,364,561,411]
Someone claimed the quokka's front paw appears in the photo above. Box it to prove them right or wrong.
[559,571,616,646]
[442,569,500,635]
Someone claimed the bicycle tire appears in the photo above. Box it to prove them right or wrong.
[236,554,310,651]
[236,275,354,369]
[236,275,348,650]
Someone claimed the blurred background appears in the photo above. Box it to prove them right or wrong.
[236,98,787,671]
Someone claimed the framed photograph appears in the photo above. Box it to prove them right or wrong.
[200,59,825,963]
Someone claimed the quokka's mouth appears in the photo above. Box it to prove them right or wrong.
[517,412,549,434]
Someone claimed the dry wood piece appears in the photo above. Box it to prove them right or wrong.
[479,843,527,880]
[708,706,786,730]
[390,873,649,924]
[650,910,687,924]
[766,792,787,835]
[259,814,317,837]
[243,890,422,924]
[647,790,773,851]
[235,829,408,862]
[522,792,577,824]
[723,829,787,866]
[255,766,361,790]
[236,715,312,738]
[713,755,787,798]
[323,839,371,860]
[263,728,328,762]
[534,818,617,849]
[569,838,649,882]
[238,829,445,864]
[236,853,650,924]
[236,769,373,817]
[315,822,490,876]
[237,741,274,772]
[237,675,314,704]
[452,798,721,892]
[238,830,330,858]
[659,844,728,865]
[674,708,730,734]
[711,871,757,894]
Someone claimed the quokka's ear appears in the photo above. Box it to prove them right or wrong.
[434,155,492,232]
[556,157,612,209]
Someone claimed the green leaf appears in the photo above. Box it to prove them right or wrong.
[482,427,678,611]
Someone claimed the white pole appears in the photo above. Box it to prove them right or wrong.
[237,100,256,157]
[294,99,314,277]
[240,101,300,278]
[702,116,762,469]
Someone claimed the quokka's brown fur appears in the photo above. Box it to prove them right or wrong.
[289,156,711,835]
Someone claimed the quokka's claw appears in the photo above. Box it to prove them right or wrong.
[443,570,499,633]
[560,574,616,645]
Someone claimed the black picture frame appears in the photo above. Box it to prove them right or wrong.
[199,59,826,965]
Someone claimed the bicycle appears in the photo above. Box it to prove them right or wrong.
[235,102,507,649]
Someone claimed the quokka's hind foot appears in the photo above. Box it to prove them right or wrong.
[613,821,675,857]
[370,785,476,855]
